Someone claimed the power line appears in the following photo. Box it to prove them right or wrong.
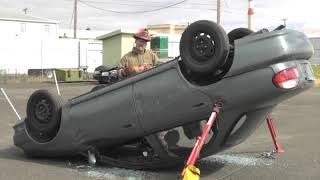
[79,1,220,10]
[78,0,283,22]
[80,1,166,7]
[74,0,78,38]
[80,0,171,4]
[78,1,220,12]
[80,0,219,5]
[80,0,218,7]
[78,0,189,14]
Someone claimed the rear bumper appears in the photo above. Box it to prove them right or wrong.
[227,29,314,77]
[198,60,314,157]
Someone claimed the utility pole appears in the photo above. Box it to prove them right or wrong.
[282,18,287,27]
[217,0,221,25]
[22,8,28,14]
[74,0,77,39]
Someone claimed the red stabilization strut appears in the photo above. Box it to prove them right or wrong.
[181,104,221,177]
[266,117,284,153]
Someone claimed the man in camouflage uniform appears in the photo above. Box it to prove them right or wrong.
[118,29,181,152]
[118,29,161,77]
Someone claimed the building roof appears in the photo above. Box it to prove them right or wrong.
[97,23,189,40]
[59,29,110,40]
[96,29,136,40]
[297,28,320,38]
[147,24,187,29]
[0,8,58,24]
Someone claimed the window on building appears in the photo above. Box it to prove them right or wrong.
[45,24,50,33]
[20,23,26,32]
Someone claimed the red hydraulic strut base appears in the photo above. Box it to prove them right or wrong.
[266,117,284,154]
[181,103,221,178]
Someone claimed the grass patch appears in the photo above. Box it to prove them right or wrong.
[312,65,320,87]
[312,64,320,78]
[0,72,95,84]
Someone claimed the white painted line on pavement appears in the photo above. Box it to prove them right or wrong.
[53,70,60,96]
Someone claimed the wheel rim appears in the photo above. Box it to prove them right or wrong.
[33,97,52,124]
[191,32,215,62]
[46,71,53,79]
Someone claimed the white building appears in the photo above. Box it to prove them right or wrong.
[0,8,103,74]
[298,29,320,64]
[59,28,109,40]
[0,8,59,39]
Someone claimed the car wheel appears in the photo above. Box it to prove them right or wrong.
[45,70,54,79]
[228,28,253,44]
[98,77,109,84]
[180,20,229,75]
[25,89,63,143]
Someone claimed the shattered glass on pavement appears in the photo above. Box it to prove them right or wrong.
[69,152,277,179]
[85,167,159,180]
[202,152,276,166]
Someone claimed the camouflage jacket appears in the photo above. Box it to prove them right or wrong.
[118,49,161,75]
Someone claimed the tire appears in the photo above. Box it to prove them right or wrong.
[228,28,253,44]
[25,89,63,143]
[98,77,109,84]
[180,20,229,74]
[45,70,54,79]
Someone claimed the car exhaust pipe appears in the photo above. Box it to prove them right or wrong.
[88,150,96,166]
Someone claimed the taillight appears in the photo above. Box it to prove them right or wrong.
[273,67,299,89]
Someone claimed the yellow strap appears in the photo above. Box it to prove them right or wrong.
[183,165,200,180]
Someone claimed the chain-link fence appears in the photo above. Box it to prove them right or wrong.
[0,68,51,84]
[0,69,7,84]
[0,68,95,84]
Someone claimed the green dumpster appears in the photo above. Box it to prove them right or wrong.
[54,69,84,82]
[0,69,7,84]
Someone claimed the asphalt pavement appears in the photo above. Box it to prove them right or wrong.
[0,82,319,180]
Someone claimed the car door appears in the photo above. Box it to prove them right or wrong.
[133,68,212,134]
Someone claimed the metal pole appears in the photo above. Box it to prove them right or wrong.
[248,0,254,30]
[78,41,81,68]
[53,70,61,96]
[1,88,22,121]
[217,0,221,25]
[74,0,77,39]
[282,18,287,27]
[40,40,43,82]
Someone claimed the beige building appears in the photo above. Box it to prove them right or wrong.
[97,24,186,66]
[297,28,320,38]
[147,24,187,35]
[97,29,151,66]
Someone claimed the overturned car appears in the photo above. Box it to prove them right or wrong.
[13,20,315,170]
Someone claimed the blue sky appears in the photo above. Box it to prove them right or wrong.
[0,0,319,31]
